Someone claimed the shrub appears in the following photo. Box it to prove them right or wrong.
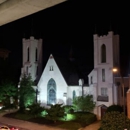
[63,105,74,114]
[45,104,65,123]
[27,103,45,117]
[101,111,130,130]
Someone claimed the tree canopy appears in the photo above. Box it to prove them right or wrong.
[19,74,36,110]
[72,95,96,112]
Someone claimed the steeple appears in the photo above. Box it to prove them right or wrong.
[128,55,130,76]
[69,44,75,62]
[94,23,98,34]
[109,19,112,31]
[30,17,34,36]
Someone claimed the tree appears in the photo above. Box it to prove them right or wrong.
[0,79,17,108]
[72,95,96,112]
[19,74,35,111]
[101,111,130,130]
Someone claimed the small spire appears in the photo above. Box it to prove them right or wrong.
[115,23,119,34]
[101,26,104,36]
[109,19,112,31]
[94,23,97,34]
[23,32,26,38]
[69,44,75,62]
[128,55,130,75]
[31,17,34,36]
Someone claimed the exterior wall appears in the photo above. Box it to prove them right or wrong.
[127,89,130,119]
[38,54,68,107]
[89,31,120,119]
[67,86,82,105]
[21,36,42,81]
[114,77,129,106]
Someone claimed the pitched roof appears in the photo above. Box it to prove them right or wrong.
[48,54,84,86]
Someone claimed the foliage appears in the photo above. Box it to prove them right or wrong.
[101,111,130,130]
[106,104,123,113]
[45,104,65,122]
[19,74,35,111]
[0,79,17,107]
[3,108,98,129]
[72,95,96,112]
[63,105,73,114]
[27,103,45,117]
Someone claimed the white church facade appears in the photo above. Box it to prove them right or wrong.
[19,30,123,119]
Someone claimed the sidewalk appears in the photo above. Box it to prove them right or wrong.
[80,121,101,130]
[0,110,101,130]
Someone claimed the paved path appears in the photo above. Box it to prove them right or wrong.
[0,110,101,130]
[80,121,101,130]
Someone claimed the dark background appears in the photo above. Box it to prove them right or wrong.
[0,0,129,83]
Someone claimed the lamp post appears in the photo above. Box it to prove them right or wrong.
[113,68,125,114]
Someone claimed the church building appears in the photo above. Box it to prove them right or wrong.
[19,30,129,119]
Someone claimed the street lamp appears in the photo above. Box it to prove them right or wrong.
[112,67,125,114]
[113,67,126,130]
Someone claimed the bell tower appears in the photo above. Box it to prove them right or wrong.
[20,36,43,83]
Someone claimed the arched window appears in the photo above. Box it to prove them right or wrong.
[101,44,106,63]
[35,48,38,61]
[73,90,76,100]
[47,78,56,105]
[27,47,29,61]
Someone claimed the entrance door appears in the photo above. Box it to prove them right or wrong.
[101,105,107,119]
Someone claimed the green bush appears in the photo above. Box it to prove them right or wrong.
[45,104,65,123]
[101,111,130,130]
[63,105,73,114]
[27,103,45,117]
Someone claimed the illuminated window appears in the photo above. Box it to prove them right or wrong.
[26,66,28,74]
[35,48,38,61]
[101,88,107,96]
[36,66,38,75]
[91,76,93,84]
[73,90,76,100]
[50,66,53,71]
[102,69,105,82]
[27,47,29,61]
[47,78,56,105]
[101,44,106,63]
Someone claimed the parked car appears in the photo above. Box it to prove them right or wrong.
[0,126,10,130]
[0,126,19,130]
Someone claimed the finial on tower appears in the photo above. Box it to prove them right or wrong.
[109,19,112,31]
[30,17,34,36]
[94,23,98,34]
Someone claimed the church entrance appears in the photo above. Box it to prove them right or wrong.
[101,105,107,119]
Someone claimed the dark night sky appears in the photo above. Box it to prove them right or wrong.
[0,0,130,82]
